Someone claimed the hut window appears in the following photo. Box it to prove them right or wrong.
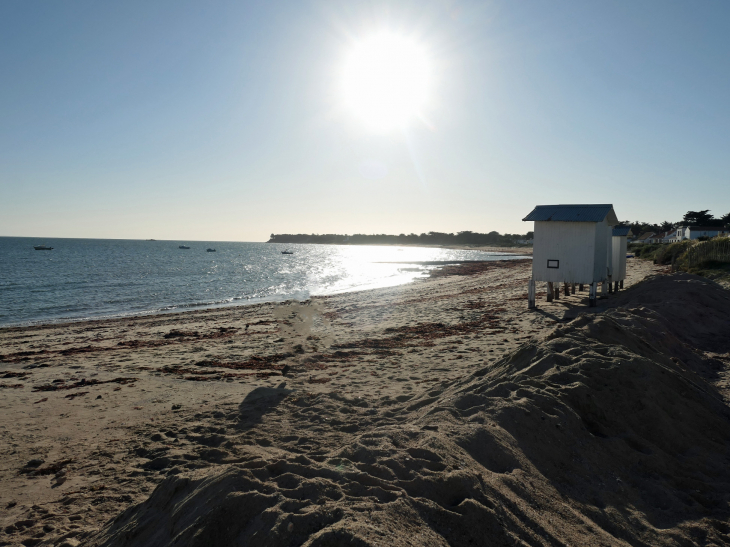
[547,260,559,269]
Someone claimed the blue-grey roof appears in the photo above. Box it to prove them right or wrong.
[523,204,618,224]
[612,226,631,237]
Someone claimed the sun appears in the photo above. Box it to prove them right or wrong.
[341,32,431,131]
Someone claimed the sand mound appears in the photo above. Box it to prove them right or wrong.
[90,274,730,547]
[609,273,730,353]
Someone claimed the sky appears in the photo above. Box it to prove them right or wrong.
[1,0,729,241]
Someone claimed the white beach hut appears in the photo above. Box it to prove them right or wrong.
[523,204,619,308]
[610,225,631,291]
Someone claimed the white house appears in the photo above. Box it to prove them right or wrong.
[523,204,619,308]
[660,231,676,243]
[634,232,655,244]
[686,226,729,240]
[668,226,728,241]
[669,226,688,242]
[647,231,669,244]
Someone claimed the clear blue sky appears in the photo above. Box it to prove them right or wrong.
[1,1,729,240]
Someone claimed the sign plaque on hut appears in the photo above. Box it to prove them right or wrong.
[523,204,619,308]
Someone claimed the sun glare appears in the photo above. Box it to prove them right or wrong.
[341,32,431,131]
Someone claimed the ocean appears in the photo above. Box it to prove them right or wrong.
[0,237,527,327]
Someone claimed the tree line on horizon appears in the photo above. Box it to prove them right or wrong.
[268,210,730,246]
[268,230,534,246]
[625,210,730,237]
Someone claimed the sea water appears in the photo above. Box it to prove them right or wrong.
[0,237,527,327]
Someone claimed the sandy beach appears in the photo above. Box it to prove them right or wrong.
[2,257,730,547]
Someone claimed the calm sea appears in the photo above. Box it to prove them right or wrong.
[0,237,527,327]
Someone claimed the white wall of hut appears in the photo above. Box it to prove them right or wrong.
[532,220,611,284]
[611,234,628,281]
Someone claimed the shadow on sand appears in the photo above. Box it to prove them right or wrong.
[235,381,292,429]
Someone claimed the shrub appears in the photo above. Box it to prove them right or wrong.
[654,240,693,266]
[630,243,664,260]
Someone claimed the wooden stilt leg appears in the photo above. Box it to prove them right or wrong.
[554,282,560,300]
[571,283,576,295]
[620,280,624,289]
[547,282,553,302]
[614,281,619,292]
[528,279,536,309]
[608,278,613,294]
[579,284,584,292]
[601,281,608,296]
[563,283,570,297]
[589,283,597,307]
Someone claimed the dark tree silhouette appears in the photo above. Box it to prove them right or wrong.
[682,210,722,226]
[628,221,661,237]
[268,230,532,246]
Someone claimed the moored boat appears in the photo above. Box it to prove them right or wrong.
[179,245,190,249]
[206,248,216,252]
[33,245,53,251]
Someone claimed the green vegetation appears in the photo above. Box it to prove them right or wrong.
[630,238,730,286]
[629,242,664,260]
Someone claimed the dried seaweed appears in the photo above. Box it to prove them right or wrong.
[1,371,29,378]
[428,259,530,278]
[65,391,89,400]
[307,377,332,384]
[20,459,73,476]
[163,327,238,339]
[32,377,137,392]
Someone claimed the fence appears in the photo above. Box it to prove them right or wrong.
[687,238,730,267]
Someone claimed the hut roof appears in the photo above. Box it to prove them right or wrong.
[522,204,618,224]
[612,226,632,237]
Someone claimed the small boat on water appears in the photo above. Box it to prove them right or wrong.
[179,245,190,249]
[281,250,293,255]
[206,248,216,252]
[33,245,53,251]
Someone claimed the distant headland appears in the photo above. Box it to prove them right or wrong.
[267,231,533,247]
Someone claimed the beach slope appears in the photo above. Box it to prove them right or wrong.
[3,260,730,546]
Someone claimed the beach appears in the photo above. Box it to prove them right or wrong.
[2,257,730,547]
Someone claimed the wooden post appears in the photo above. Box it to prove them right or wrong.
[608,278,613,293]
[620,280,624,289]
[554,281,560,300]
[589,283,597,307]
[579,284,584,291]
[614,281,619,292]
[601,281,608,296]
[547,282,554,302]
[528,279,536,309]
[571,283,576,295]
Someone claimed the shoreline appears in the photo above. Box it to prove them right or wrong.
[0,253,531,331]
